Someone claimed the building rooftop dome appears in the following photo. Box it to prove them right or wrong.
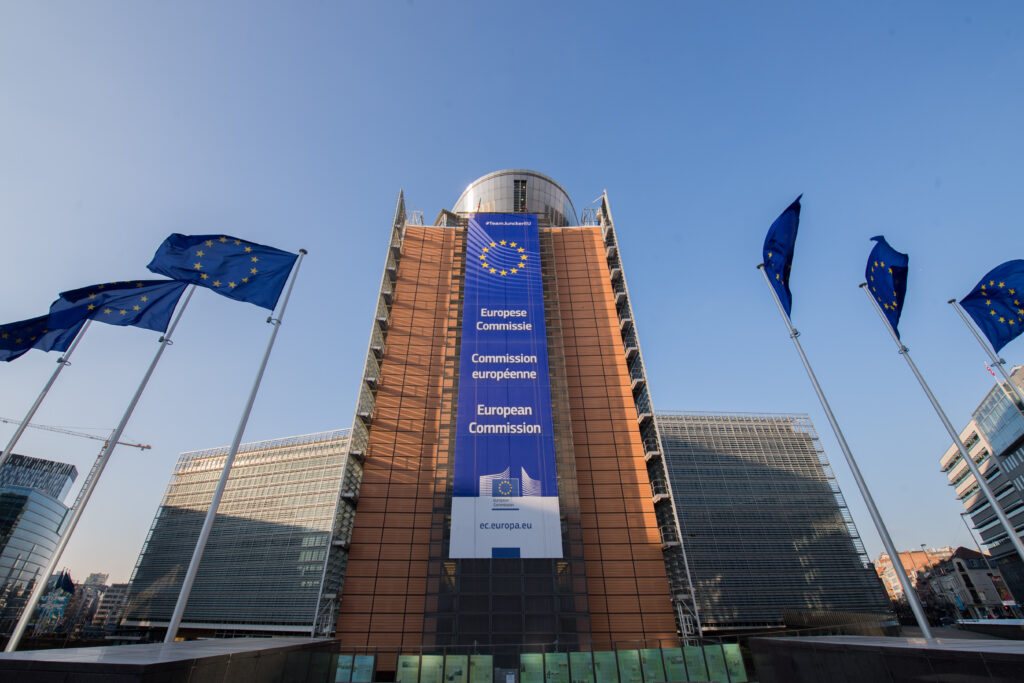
[453,169,577,227]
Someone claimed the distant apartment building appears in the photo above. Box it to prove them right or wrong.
[92,583,129,631]
[940,366,1024,601]
[875,547,955,600]
[921,547,1018,619]
[121,430,349,637]
[657,411,891,633]
[83,573,109,587]
[0,454,77,634]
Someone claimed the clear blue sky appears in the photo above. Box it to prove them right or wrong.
[2,2,1022,582]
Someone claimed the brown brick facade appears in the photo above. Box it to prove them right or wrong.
[337,223,676,649]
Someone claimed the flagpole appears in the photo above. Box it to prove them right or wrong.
[164,249,307,643]
[861,284,1024,568]
[759,266,934,639]
[5,286,196,652]
[0,320,92,473]
[948,299,1024,408]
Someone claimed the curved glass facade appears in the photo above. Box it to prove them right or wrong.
[453,170,577,227]
[0,489,71,633]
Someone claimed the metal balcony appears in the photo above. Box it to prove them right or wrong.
[651,481,670,505]
[659,525,681,549]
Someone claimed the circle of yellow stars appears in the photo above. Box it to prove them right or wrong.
[0,321,48,345]
[868,260,901,312]
[978,280,1023,328]
[479,240,528,276]
[190,237,260,288]
[72,281,150,318]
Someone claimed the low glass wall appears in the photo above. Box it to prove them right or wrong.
[332,644,749,683]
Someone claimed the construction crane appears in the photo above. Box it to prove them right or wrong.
[0,417,151,451]
[1,416,153,532]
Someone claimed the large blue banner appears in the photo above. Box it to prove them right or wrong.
[449,213,561,558]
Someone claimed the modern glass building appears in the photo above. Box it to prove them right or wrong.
[121,429,349,636]
[656,411,890,632]
[940,366,1024,602]
[331,171,696,668]
[0,454,77,635]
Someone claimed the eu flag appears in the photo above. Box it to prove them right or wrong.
[865,236,909,338]
[959,260,1024,352]
[491,478,521,497]
[49,280,188,333]
[147,234,297,310]
[0,315,85,363]
[762,196,802,317]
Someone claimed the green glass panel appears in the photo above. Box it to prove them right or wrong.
[352,655,376,683]
[661,649,686,682]
[569,651,595,683]
[682,647,707,682]
[638,650,665,683]
[398,656,421,683]
[592,651,618,683]
[335,655,354,683]
[545,653,569,683]
[703,646,728,683]
[616,650,642,683]
[446,655,469,683]
[521,653,545,683]
[722,645,747,683]
[422,655,445,683]
[470,655,494,683]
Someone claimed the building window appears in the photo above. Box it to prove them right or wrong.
[513,179,527,212]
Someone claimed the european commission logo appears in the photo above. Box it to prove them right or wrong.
[492,478,521,497]
[476,236,529,278]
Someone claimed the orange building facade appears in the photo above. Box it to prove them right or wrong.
[330,171,694,660]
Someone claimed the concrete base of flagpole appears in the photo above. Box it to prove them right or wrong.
[750,633,1024,683]
[0,637,336,682]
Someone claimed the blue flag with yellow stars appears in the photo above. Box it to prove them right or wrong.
[762,196,802,317]
[146,234,298,311]
[48,280,188,333]
[865,236,909,338]
[0,315,85,363]
[959,260,1024,352]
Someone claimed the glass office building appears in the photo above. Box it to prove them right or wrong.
[121,430,349,636]
[940,367,1024,601]
[0,454,77,634]
[332,171,695,666]
[657,412,890,632]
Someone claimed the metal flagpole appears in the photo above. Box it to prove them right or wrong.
[164,250,307,643]
[948,299,1024,408]
[759,266,934,639]
[861,284,1024,568]
[0,320,92,473]
[5,286,196,652]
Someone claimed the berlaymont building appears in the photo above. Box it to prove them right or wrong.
[320,170,888,666]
